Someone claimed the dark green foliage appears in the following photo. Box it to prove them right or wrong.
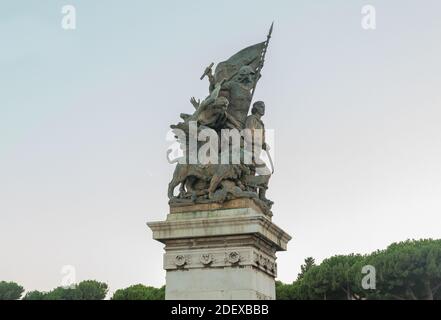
[111,284,165,300]
[22,290,46,300]
[275,257,318,300]
[21,280,108,300]
[0,281,24,300]
[300,254,363,300]
[276,239,441,300]
[43,286,82,300]
[297,257,316,281]
[359,239,441,300]
[275,280,303,300]
[76,280,108,300]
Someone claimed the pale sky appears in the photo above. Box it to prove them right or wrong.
[1,0,441,296]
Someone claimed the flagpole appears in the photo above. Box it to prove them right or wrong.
[250,22,274,103]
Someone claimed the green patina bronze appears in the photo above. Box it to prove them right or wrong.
[167,24,275,215]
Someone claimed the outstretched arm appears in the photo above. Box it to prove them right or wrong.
[190,97,200,109]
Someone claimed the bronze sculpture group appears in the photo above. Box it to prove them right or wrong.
[167,24,275,214]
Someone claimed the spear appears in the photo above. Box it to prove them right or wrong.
[250,22,274,102]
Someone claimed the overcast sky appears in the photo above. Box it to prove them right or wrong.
[1,0,441,296]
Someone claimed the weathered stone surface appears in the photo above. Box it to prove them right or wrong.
[169,198,271,217]
[147,201,291,300]
[165,266,276,300]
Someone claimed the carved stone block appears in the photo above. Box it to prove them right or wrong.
[147,199,291,300]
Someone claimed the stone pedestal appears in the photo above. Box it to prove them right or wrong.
[147,198,292,300]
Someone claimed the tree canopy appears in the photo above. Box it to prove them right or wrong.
[111,284,165,300]
[0,281,24,300]
[77,280,109,300]
[276,239,441,300]
[22,290,46,300]
[22,280,108,300]
[356,239,441,300]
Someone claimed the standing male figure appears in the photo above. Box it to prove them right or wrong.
[245,101,272,205]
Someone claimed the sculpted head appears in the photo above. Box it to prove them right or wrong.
[252,101,265,116]
[237,65,255,84]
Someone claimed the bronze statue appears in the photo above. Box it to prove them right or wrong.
[244,101,273,206]
[167,24,275,215]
